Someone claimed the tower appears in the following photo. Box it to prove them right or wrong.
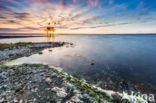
[45,23,55,37]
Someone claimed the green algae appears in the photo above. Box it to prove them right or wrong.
[45,64,116,103]
[1,63,116,102]
[2,63,130,103]
[121,99,131,103]
[66,75,72,81]
[0,42,32,50]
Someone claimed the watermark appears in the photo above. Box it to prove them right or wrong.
[128,91,155,102]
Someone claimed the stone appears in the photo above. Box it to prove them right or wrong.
[45,77,52,83]
[90,60,95,65]
[48,50,53,52]
[51,87,67,98]
[38,52,43,55]
[111,92,122,102]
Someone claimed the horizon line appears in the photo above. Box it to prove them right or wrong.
[0,33,156,35]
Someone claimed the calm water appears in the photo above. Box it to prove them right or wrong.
[1,34,156,92]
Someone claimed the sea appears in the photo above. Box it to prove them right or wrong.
[1,34,156,93]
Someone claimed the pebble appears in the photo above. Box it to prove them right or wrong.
[38,52,43,55]
[45,77,52,83]
[48,50,53,52]
[90,60,95,65]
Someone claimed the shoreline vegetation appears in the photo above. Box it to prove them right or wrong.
[0,42,33,50]
[0,42,148,103]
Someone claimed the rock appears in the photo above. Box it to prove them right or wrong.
[0,72,8,78]
[90,60,95,65]
[48,50,53,52]
[66,96,82,103]
[31,87,38,92]
[51,87,67,98]
[0,98,4,103]
[38,52,43,55]
[0,61,134,103]
[45,77,52,83]
[19,99,23,103]
[13,98,18,103]
[121,99,130,103]
[0,42,67,61]
[111,92,122,102]
[9,54,14,57]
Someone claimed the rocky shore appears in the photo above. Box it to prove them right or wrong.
[0,64,113,103]
[1,64,148,103]
[0,42,69,64]
[0,42,148,103]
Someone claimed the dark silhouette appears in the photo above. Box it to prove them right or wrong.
[45,23,55,37]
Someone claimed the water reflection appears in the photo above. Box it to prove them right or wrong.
[47,35,54,42]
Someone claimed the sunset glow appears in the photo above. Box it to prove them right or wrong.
[0,0,156,34]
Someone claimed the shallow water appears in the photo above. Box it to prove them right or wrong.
[2,34,156,92]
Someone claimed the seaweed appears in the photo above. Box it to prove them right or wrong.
[47,65,116,102]
[121,99,131,103]
[66,75,72,81]
[0,42,32,50]
[44,66,131,102]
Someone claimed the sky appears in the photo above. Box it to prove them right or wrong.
[0,0,156,34]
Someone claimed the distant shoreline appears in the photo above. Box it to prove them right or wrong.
[1,33,156,39]
[0,33,156,35]
[0,35,45,39]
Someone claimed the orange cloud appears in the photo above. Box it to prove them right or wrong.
[0,1,104,34]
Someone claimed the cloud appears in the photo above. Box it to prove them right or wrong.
[81,16,101,25]
[73,0,80,3]
[7,0,19,4]
[0,15,7,19]
[0,28,21,32]
[2,2,98,30]
[0,6,13,12]
[70,22,132,30]
[28,0,48,3]
[135,12,148,20]
[0,19,21,25]
[0,27,41,32]
[0,1,5,4]
[88,0,99,7]
[73,0,100,7]
[0,0,156,34]
[70,24,112,30]
[13,12,31,20]
[109,0,114,5]
[0,1,129,33]
[137,1,146,9]
[116,4,127,10]
[144,6,156,11]
[60,0,70,8]
[20,27,41,30]
[7,20,19,24]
